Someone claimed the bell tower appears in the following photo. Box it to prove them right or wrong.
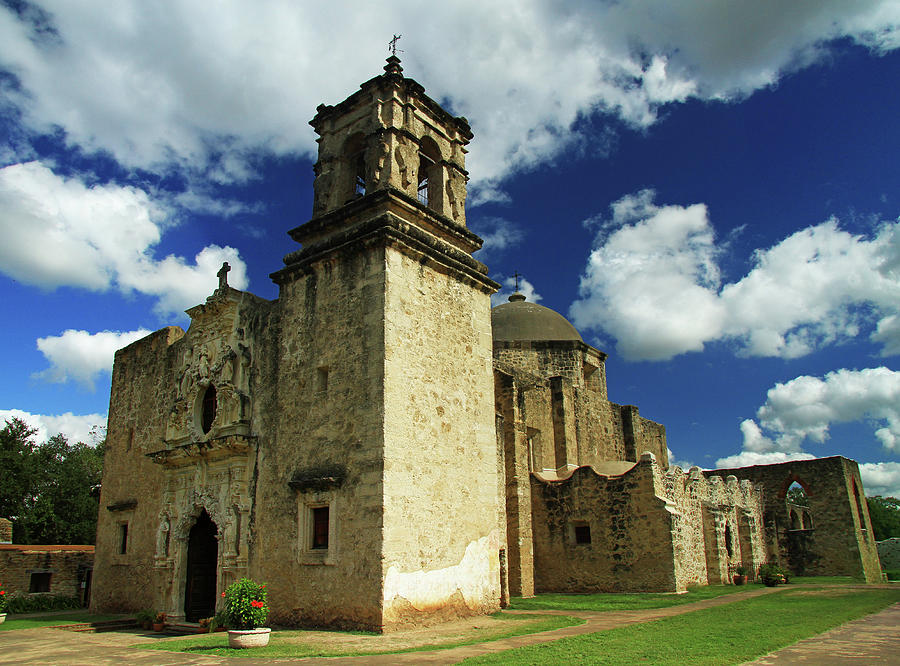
[266,57,503,630]
[309,55,471,225]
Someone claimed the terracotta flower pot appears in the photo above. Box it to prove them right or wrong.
[733,574,748,585]
[152,622,165,632]
[227,627,271,648]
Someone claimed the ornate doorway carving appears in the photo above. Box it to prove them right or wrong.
[184,509,218,621]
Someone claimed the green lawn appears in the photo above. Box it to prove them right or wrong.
[508,584,746,611]
[140,612,581,658]
[464,587,900,665]
[0,612,126,631]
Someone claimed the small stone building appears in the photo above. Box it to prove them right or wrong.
[0,519,94,606]
[91,57,882,631]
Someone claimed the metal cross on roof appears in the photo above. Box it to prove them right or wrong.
[512,271,521,291]
[389,34,403,57]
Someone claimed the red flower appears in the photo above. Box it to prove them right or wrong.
[221,592,226,597]
[250,600,264,608]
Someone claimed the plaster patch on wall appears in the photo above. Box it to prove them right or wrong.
[383,531,500,609]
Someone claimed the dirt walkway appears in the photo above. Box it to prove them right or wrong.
[0,585,896,665]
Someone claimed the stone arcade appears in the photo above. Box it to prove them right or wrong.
[91,58,882,631]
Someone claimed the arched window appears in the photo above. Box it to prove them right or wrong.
[417,136,441,208]
[344,133,367,200]
[790,510,800,530]
[724,523,733,558]
[201,384,217,434]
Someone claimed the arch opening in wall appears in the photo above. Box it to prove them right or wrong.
[201,384,217,434]
[724,522,734,558]
[417,136,441,208]
[344,133,367,200]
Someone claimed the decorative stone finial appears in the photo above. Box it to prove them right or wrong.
[508,292,527,302]
[384,55,403,76]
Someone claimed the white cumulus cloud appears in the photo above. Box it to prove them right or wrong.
[715,368,900,486]
[0,2,897,200]
[0,408,106,446]
[33,328,152,390]
[571,190,900,361]
[0,161,248,315]
[859,462,900,497]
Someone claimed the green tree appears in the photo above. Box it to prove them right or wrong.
[0,418,104,544]
[866,495,900,541]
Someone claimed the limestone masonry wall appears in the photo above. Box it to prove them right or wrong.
[263,246,387,629]
[92,326,182,613]
[530,457,678,593]
[381,246,501,626]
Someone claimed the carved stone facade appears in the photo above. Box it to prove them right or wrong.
[91,58,883,631]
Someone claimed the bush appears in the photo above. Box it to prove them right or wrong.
[222,578,268,630]
[0,581,7,613]
[884,569,900,581]
[4,591,81,614]
[757,564,790,587]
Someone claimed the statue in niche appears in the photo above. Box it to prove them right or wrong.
[177,348,194,399]
[238,344,251,393]
[156,514,171,559]
[215,341,236,386]
[197,345,210,383]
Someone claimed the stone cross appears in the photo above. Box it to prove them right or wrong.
[389,34,403,57]
[217,262,231,290]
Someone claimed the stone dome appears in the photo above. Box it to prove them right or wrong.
[491,293,583,342]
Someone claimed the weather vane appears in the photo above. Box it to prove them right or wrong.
[389,34,403,57]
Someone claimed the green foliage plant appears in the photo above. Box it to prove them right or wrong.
[757,563,789,586]
[866,496,900,541]
[4,591,80,614]
[0,581,7,613]
[223,578,268,630]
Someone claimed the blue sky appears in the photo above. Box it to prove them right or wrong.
[1,1,899,495]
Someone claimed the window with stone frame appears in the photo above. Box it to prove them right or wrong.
[417,136,441,208]
[298,495,338,565]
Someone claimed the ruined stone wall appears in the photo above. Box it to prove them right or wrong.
[707,457,882,582]
[0,546,93,601]
[663,470,765,588]
[260,247,387,630]
[92,327,183,614]
[381,246,502,627]
[877,538,900,570]
[530,456,678,593]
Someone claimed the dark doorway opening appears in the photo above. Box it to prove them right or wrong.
[184,509,218,622]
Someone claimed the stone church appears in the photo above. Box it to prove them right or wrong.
[91,57,882,631]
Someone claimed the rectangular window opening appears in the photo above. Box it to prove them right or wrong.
[574,523,592,545]
[311,506,329,550]
[29,572,52,593]
[316,366,329,393]
[119,523,129,555]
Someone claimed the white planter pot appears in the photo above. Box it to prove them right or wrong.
[227,627,271,648]
[0,613,6,624]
